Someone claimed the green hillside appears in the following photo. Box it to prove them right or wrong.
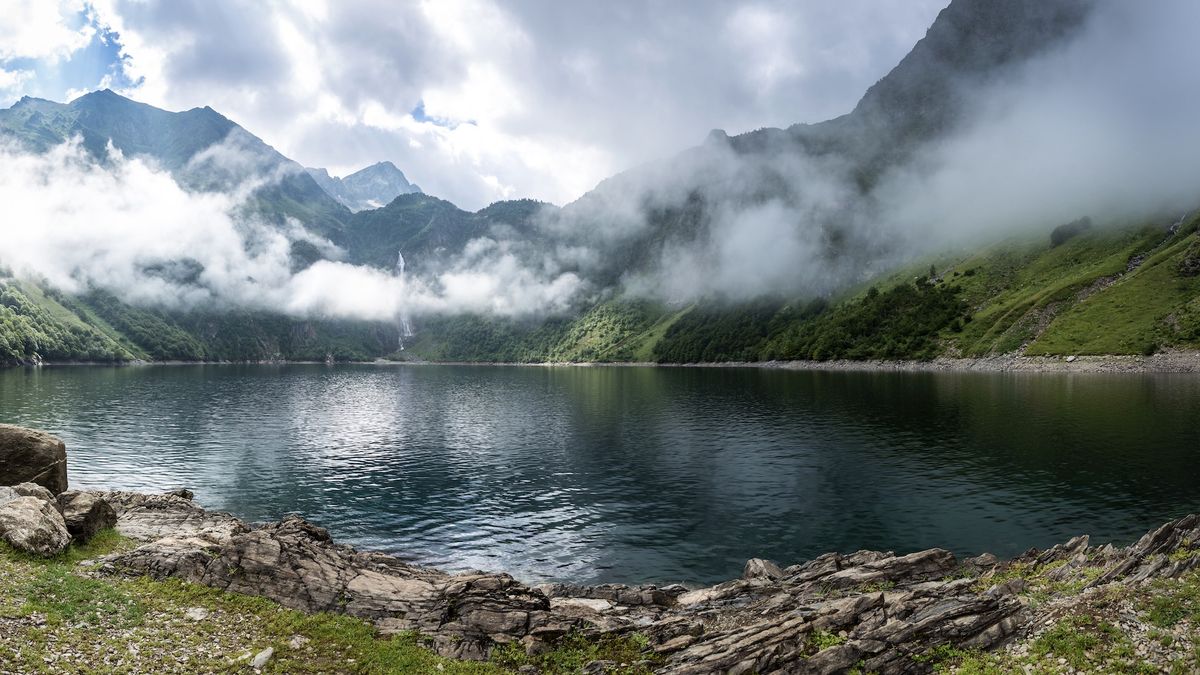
[391,217,1200,365]
[0,280,399,365]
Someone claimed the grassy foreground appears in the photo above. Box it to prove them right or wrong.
[4,529,1200,673]
[0,531,655,674]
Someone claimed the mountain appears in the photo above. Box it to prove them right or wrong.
[4,0,1199,366]
[0,89,560,364]
[307,161,422,212]
[730,0,1093,171]
[540,0,1098,292]
[0,89,350,241]
[345,195,548,270]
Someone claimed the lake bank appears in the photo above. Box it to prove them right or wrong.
[14,348,1200,373]
[4,483,1199,674]
[4,420,1200,672]
[322,349,1200,373]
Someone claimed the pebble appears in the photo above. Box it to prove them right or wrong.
[185,607,209,621]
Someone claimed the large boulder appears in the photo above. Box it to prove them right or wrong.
[57,491,117,542]
[0,425,68,494]
[0,495,71,556]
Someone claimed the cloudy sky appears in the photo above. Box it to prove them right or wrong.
[0,0,946,210]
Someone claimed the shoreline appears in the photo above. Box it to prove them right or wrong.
[4,485,1198,673]
[16,350,1199,374]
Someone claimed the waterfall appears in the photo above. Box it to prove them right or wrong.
[1170,211,1192,235]
[395,251,415,349]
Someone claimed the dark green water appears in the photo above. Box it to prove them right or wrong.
[1,364,1198,585]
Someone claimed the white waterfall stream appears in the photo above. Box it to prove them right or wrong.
[395,251,415,349]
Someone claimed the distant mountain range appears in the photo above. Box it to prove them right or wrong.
[3,0,1198,366]
[306,162,421,212]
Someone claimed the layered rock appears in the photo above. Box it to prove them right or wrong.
[0,424,68,494]
[650,518,1200,674]
[84,487,1200,673]
[90,490,248,542]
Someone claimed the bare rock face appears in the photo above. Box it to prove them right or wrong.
[0,494,70,556]
[56,491,117,542]
[0,424,68,494]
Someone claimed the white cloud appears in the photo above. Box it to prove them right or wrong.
[724,6,805,96]
[0,66,32,99]
[0,0,94,63]
[76,0,945,210]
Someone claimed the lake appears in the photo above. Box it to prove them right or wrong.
[1,364,1197,585]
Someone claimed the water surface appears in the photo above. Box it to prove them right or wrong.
[1,364,1197,585]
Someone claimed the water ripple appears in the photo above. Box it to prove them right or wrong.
[1,365,1199,584]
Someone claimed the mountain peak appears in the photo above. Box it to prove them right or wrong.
[726,0,1094,169]
[72,88,124,104]
[10,95,54,109]
[306,161,422,212]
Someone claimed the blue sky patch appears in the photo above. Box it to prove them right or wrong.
[1,7,139,105]
[410,100,475,129]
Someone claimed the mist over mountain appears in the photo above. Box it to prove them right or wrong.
[306,162,422,212]
[0,89,349,240]
[3,0,1200,365]
[535,0,1099,303]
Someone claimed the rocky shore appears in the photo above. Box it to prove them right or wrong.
[3,425,1200,673]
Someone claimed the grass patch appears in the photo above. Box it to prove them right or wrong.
[1030,615,1146,672]
[950,227,1164,356]
[0,534,665,673]
[856,580,897,593]
[1144,573,1200,629]
[21,564,145,627]
[807,629,846,654]
[491,632,658,674]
